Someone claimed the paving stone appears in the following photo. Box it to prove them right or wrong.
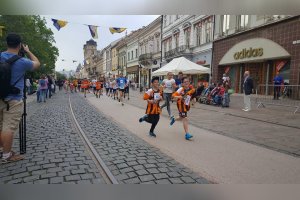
[123,177,140,184]
[180,176,196,183]
[71,169,86,175]
[136,169,149,176]
[58,171,71,177]
[167,171,181,178]
[47,167,63,173]
[13,172,30,179]
[133,165,145,171]
[169,178,184,184]
[139,175,155,182]
[50,177,64,184]
[34,179,49,184]
[80,174,94,180]
[41,173,57,179]
[155,179,171,184]
[65,175,81,182]
[23,175,40,182]
[32,170,47,176]
[116,163,129,169]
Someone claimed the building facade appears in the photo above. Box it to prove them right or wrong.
[162,15,214,86]
[212,15,300,94]
[126,29,142,83]
[138,16,162,88]
[117,38,127,75]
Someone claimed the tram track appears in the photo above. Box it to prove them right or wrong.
[68,95,118,184]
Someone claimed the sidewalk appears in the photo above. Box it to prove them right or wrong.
[86,93,300,183]
[123,89,300,157]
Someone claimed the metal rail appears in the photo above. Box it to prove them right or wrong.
[68,95,118,184]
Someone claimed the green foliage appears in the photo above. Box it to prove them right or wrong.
[0,15,59,79]
[55,71,66,80]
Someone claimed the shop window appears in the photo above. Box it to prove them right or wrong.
[279,61,290,84]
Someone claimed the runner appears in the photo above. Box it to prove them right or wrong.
[64,79,69,94]
[139,76,162,137]
[105,80,110,96]
[95,79,101,98]
[81,78,89,98]
[116,73,127,106]
[70,81,74,93]
[73,79,78,93]
[77,79,82,92]
[109,78,113,97]
[112,76,118,100]
[160,72,176,118]
[92,79,97,95]
[170,77,195,140]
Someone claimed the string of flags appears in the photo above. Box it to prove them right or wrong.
[51,18,127,39]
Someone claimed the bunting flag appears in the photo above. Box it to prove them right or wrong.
[51,19,68,31]
[109,27,127,34]
[88,25,98,39]
[0,26,4,37]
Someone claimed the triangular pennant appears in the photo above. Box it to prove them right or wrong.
[88,25,98,39]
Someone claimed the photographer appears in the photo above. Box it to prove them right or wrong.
[0,33,40,163]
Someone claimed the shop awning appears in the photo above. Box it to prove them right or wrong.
[219,38,290,65]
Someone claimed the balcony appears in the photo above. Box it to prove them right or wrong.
[164,45,193,60]
[138,53,153,66]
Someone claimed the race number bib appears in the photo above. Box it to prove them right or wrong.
[166,82,172,88]
[154,93,161,101]
[185,95,191,105]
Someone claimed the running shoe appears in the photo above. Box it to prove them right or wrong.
[139,115,148,123]
[149,132,156,137]
[170,116,175,126]
[185,133,193,140]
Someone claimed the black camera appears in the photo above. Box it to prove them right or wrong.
[18,44,26,57]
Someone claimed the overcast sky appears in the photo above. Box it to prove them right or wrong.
[43,15,159,72]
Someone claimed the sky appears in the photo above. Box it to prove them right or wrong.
[43,15,159,72]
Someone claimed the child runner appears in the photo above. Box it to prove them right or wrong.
[109,78,113,97]
[170,77,195,140]
[139,76,162,137]
[117,73,127,106]
[112,77,118,100]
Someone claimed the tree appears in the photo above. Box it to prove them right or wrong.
[0,15,59,79]
[55,71,66,80]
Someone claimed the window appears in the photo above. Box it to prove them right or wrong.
[131,51,133,59]
[163,41,167,55]
[156,39,160,53]
[222,15,230,34]
[238,15,249,30]
[136,49,138,58]
[205,21,212,43]
[196,26,201,46]
[175,34,179,48]
[176,15,179,20]
[144,44,147,54]
[169,15,172,24]
[163,15,167,27]
[128,52,130,61]
[168,39,172,51]
[184,29,190,48]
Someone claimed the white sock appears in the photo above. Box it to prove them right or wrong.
[2,152,12,159]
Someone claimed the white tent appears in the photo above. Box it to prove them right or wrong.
[152,57,210,76]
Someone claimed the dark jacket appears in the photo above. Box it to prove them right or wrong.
[243,76,253,95]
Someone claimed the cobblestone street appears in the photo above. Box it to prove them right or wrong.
[0,92,209,184]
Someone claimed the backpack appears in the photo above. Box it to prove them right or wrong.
[40,79,46,87]
[0,53,22,99]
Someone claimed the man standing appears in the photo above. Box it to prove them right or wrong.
[0,33,40,163]
[243,71,254,112]
[273,72,283,100]
[160,72,176,119]
[175,71,183,91]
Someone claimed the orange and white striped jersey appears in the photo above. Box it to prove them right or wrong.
[172,87,195,113]
[143,88,163,115]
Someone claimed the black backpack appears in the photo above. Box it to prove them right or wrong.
[0,52,22,99]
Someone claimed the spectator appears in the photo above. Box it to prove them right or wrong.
[160,72,177,119]
[47,75,53,98]
[39,75,48,103]
[273,72,283,100]
[175,71,184,91]
[26,78,32,95]
[0,33,40,163]
[243,71,254,112]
